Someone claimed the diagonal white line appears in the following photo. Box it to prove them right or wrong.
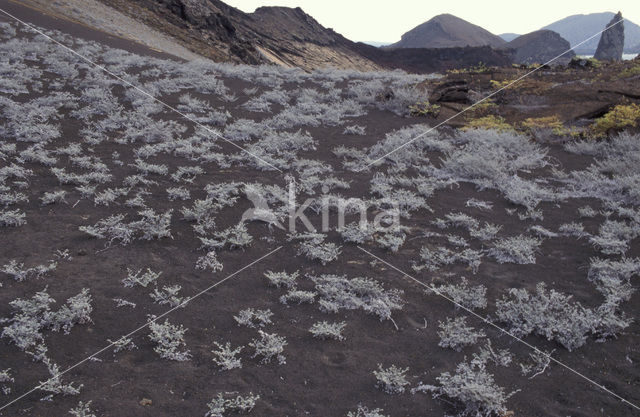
[356,246,640,412]
[360,18,626,170]
[0,246,282,411]
[0,6,283,173]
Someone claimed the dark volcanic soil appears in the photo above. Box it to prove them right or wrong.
[0,2,638,417]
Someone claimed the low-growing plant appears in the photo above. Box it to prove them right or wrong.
[0,368,13,395]
[1,289,93,350]
[264,270,299,289]
[409,101,440,117]
[181,199,222,224]
[589,219,638,255]
[201,223,253,251]
[428,278,487,310]
[495,283,629,350]
[447,234,469,247]
[558,222,588,238]
[463,115,513,132]
[113,298,136,308]
[414,246,483,274]
[434,212,479,230]
[280,289,316,305]
[171,166,204,183]
[75,185,96,199]
[310,274,404,325]
[519,349,553,379]
[0,209,26,227]
[131,159,168,176]
[234,308,273,328]
[437,316,486,351]
[488,235,541,264]
[50,288,93,334]
[250,330,287,364]
[417,353,516,416]
[150,285,188,308]
[590,103,640,137]
[93,188,127,206]
[375,229,407,253]
[122,268,161,288]
[343,125,366,135]
[528,225,558,238]
[309,321,346,341]
[131,208,173,240]
[211,341,243,371]
[465,199,493,211]
[1,259,57,282]
[108,336,138,353]
[469,223,501,241]
[167,186,191,201]
[346,405,389,417]
[618,63,640,78]
[148,317,191,361]
[373,364,410,394]
[588,257,640,306]
[578,205,598,218]
[296,235,342,265]
[0,190,27,207]
[39,358,83,397]
[520,115,570,136]
[79,214,135,245]
[205,392,259,417]
[68,400,96,417]
[196,251,224,272]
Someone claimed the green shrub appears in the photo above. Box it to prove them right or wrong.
[462,115,513,132]
[409,101,440,117]
[590,104,640,137]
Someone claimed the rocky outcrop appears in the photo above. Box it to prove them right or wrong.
[388,14,506,49]
[569,57,600,69]
[502,30,574,65]
[355,44,514,74]
[594,12,625,61]
[542,12,640,55]
[429,80,470,103]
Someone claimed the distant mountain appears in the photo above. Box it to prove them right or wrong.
[542,12,640,54]
[500,33,521,42]
[54,0,508,73]
[388,14,506,49]
[502,30,575,64]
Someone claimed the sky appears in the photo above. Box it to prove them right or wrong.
[225,0,640,43]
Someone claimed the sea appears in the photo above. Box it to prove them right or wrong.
[578,54,638,60]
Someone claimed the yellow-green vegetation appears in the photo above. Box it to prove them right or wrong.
[585,57,602,68]
[619,64,640,79]
[490,79,512,89]
[512,63,542,70]
[409,101,441,117]
[570,57,602,70]
[520,116,581,137]
[590,104,640,137]
[490,78,551,95]
[466,99,498,117]
[462,115,513,132]
[448,62,490,74]
[521,116,564,134]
